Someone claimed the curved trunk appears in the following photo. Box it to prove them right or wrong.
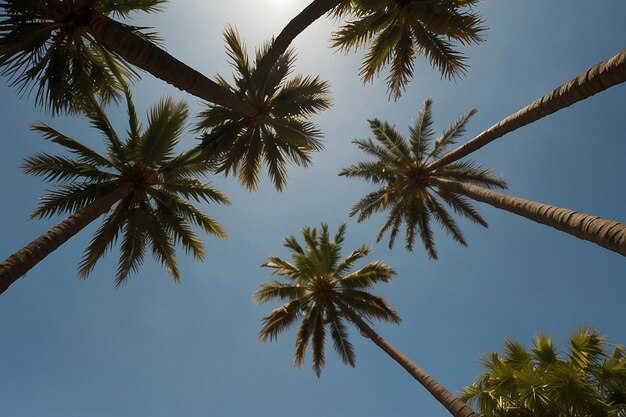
[427,49,626,171]
[86,13,257,117]
[336,300,478,417]
[0,183,133,295]
[256,0,341,74]
[432,178,626,256]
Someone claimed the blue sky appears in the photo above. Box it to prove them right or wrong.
[1,1,625,416]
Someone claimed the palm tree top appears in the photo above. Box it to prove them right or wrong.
[0,0,164,113]
[196,26,332,192]
[253,223,400,376]
[332,0,485,99]
[23,88,229,285]
[462,326,626,417]
[340,98,506,259]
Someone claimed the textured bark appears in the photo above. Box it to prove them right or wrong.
[427,49,626,171]
[0,183,133,294]
[86,13,257,117]
[433,178,626,256]
[336,300,479,417]
[256,0,341,75]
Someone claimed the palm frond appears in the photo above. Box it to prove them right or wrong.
[328,305,356,367]
[259,299,304,344]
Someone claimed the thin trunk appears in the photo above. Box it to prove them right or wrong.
[86,13,257,117]
[256,0,342,75]
[427,49,626,171]
[0,183,133,295]
[336,300,478,417]
[432,178,626,256]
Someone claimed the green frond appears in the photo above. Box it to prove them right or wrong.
[149,191,227,240]
[29,123,113,168]
[336,289,401,324]
[328,305,356,367]
[531,335,558,367]
[368,119,412,163]
[29,181,118,219]
[114,206,147,286]
[436,160,507,190]
[144,205,180,282]
[341,260,397,289]
[386,23,415,100]
[262,256,301,279]
[434,190,487,228]
[259,299,303,343]
[21,153,114,183]
[409,13,468,80]
[569,326,607,369]
[160,179,230,205]
[77,200,127,278]
[154,201,206,261]
[360,19,402,85]
[252,281,305,304]
[334,244,370,276]
[139,98,188,166]
[223,25,251,86]
[425,196,467,246]
[311,306,326,377]
[427,107,477,161]
[294,308,315,367]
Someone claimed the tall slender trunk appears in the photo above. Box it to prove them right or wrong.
[432,178,626,256]
[427,49,626,171]
[86,13,257,117]
[256,0,342,75]
[0,183,133,295]
[335,300,478,417]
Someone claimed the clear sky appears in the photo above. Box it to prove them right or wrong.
[1,1,625,416]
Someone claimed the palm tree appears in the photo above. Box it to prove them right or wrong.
[340,99,626,258]
[0,90,229,294]
[427,48,626,171]
[253,223,479,417]
[332,0,485,99]
[195,27,331,191]
[462,327,626,417]
[0,0,256,115]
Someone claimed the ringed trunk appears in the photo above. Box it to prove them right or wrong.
[432,178,626,256]
[86,13,257,117]
[0,183,133,295]
[256,0,342,74]
[336,300,478,417]
[427,49,626,171]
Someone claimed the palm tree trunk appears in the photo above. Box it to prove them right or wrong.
[256,0,342,75]
[0,183,133,295]
[432,178,626,256]
[427,49,626,171]
[336,300,478,417]
[86,13,257,117]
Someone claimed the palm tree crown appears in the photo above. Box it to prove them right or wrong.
[332,0,485,99]
[462,327,626,417]
[22,90,229,285]
[340,98,506,259]
[0,0,163,113]
[196,26,332,191]
[252,223,400,376]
